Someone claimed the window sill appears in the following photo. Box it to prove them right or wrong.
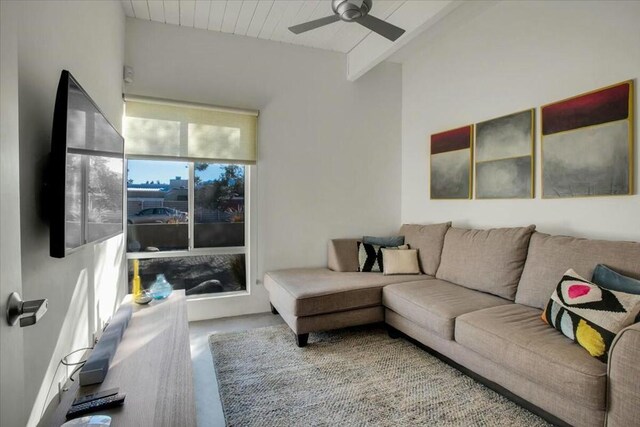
[126,246,245,259]
[186,290,250,302]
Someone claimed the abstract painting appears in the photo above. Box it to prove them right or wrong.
[542,81,634,198]
[475,109,534,198]
[430,125,473,199]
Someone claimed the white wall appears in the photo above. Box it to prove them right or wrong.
[399,1,640,241]
[124,19,402,320]
[14,1,126,425]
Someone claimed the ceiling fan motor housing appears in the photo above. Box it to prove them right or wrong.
[332,0,372,22]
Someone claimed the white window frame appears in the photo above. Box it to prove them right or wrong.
[125,156,254,300]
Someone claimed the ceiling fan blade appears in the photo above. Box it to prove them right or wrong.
[288,15,341,34]
[356,15,405,42]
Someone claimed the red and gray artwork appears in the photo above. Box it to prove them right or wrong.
[430,125,473,199]
[542,81,633,198]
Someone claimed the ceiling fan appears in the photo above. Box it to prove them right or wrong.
[288,0,406,42]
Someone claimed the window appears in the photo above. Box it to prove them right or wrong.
[124,97,257,298]
[128,254,246,296]
[194,163,245,248]
[127,159,189,252]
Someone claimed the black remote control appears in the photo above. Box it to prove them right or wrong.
[65,393,126,419]
[72,387,119,407]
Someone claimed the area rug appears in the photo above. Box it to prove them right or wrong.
[209,325,551,427]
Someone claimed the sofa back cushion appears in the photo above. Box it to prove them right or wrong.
[436,225,536,300]
[515,232,640,309]
[399,222,451,275]
[327,238,360,272]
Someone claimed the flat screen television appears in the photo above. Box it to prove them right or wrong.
[49,70,124,258]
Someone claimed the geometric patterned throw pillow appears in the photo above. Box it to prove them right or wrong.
[542,269,640,362]
[357,242,408,273]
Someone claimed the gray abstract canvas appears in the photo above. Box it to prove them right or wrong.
[431,149,470,199]
[475,109,533,199]
[476,110,533,162]
[476,157,532,198]
[543,121,629,198]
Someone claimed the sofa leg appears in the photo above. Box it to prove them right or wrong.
[270,303,278,315]
[387,326,401,339]
[295,333,309,348]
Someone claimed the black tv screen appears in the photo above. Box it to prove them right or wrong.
[50,70,124,258]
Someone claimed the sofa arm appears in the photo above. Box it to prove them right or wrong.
[327,239,359,272]
[606,322,640,427]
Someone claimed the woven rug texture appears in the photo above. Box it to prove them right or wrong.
[209,324,551,427]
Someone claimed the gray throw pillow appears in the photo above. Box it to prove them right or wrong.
[363,235,405,247]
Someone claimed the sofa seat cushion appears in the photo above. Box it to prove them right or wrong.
[382,279,512,340]
[456,304,607,410]
[264,268,426,317]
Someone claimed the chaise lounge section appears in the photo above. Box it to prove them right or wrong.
[264,222,640,427]
[264,267,425,346]
[264,223,451,346]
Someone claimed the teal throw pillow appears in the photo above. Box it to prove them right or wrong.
[592,264,640,295]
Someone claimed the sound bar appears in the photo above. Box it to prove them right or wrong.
[79,304,132,386]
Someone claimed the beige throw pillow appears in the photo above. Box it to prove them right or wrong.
[382,249,420,275]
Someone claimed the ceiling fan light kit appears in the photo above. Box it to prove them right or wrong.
[288,0,406,42]
[334,0,370,21]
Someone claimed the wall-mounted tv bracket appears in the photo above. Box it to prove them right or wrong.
[6,292,48,327]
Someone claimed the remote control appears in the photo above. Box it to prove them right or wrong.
[66,394,126,419]
[73,388,119,407]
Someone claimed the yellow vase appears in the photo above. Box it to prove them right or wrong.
[132,259,141,296]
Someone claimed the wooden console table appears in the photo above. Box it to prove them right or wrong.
[41,290,196,426]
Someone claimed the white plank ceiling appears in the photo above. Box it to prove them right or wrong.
[121,0,408,54]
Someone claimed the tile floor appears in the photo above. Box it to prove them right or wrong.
[189,312,285,427]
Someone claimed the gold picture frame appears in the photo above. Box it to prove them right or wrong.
[541,80,634,198]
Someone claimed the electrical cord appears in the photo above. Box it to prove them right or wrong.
[68,362,86,382]
[61,347,93,364]
[39,346,94,419]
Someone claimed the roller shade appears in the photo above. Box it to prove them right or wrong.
[124,96,258,164]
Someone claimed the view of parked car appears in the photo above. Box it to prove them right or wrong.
[127,207,188,224]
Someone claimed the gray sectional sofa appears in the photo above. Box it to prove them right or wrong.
[264,222,640,427]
